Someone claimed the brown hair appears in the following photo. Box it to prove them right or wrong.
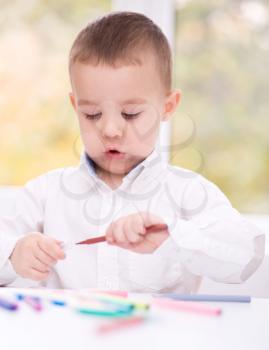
[69,11,172,92]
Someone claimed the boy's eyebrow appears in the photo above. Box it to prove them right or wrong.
[77,99,97,106]
[121,98,147,104]
[77,98,147,106]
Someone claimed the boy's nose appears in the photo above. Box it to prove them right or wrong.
[101,118,124,139]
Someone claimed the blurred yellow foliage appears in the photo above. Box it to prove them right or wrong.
[1,0,268,213]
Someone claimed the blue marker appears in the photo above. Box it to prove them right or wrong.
[50,299,67,307]
[0,297,19,311]
[15,293,25,301]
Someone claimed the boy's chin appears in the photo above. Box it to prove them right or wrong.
[94,161,130,176]
[93,154,145,176]
[103,165,132,176]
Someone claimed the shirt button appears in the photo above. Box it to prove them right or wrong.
[104,278,114,289]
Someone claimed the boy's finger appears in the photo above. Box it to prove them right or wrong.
[38,239,66,260]
[112,221,128,244]
[105,223,114,244]
[31,257,50,273]
[37,241,59,261]
[35,247,56,266]
[29,268,49,282]
[124,220,143,243]
[139,212,165,229]
[132,219,146,235]
[132,214,146,233]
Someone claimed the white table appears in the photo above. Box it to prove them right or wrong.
[0,288,268,350]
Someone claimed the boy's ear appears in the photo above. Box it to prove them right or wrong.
[69,92,76,110]
[162,89,181,121]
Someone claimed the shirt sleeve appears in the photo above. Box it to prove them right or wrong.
[165,175,265,283]
[0,174,48,286]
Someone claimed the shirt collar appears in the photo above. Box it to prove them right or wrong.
[79,148,166,189]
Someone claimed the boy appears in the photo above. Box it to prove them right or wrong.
[0,12,265,291]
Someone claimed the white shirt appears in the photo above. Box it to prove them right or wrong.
[0,149,265,292]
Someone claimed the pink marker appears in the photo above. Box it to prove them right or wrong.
[92,290,128,298]
[24,296,43,312]
[97,316,145,334]
[153,298,222,317]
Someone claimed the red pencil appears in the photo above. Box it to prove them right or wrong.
[76,223,168,245]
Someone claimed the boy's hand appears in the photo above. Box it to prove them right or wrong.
[9,233,66,281]
[105,212,169,254]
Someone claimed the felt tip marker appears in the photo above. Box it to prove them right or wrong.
[24,296,43,312]
[153,298,222,317]
[16,294,43,312]
[97,316,146,334]
[50,299,67,307]
[93,294,150,311]
[156,294,251,303]
[0,297,19,311]
[91,290,128,298]
[77,307,133,318]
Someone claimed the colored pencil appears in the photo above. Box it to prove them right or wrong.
[76,223,168,245]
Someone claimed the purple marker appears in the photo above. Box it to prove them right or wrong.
[0,297,18,311]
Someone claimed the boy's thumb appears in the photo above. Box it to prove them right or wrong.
[140,212,168,231]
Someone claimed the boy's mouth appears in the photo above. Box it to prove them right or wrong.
[105,148,126,160]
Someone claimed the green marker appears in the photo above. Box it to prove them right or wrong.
[93,293,150,311]
[77,307,133,318]
[75,296,135,318]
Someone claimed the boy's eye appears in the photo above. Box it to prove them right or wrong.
[122,112,141,120]
[84,113,102,120]
[84,112,141,120]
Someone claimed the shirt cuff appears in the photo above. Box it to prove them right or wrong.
[0,235,20,286]
[162,215,265,283]
[164,215,261,265]
[0,259,18,286]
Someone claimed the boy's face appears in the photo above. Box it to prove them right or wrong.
[69,53,180,178]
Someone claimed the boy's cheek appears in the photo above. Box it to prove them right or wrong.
[81,134,102,153]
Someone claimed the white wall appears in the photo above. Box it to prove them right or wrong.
[112,0,175,163]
